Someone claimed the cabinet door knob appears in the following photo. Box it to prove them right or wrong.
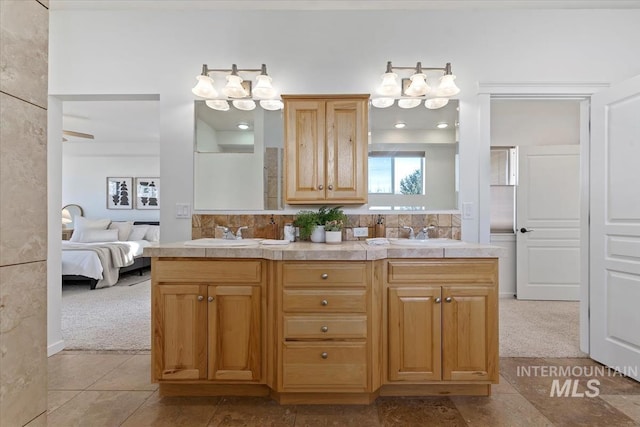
[445,297,453,303]
[321,273,329,279]
[318,184,324,190]
[328,184,333,190]
[321,299,329,306]
[434,297,441,303]
[197,295,204,301]
[321,326,329,332]
[321,352,328,359]
[208,296,214,302]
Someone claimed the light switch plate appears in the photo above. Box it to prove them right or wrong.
[175,203,191,219]
[353,227,369,237]
[462,202,473,219]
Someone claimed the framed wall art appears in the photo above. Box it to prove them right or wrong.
[135,177,160,209]
[107,177,133,209]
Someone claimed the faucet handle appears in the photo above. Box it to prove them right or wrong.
[236,226,249,239]
[401,226,415,239]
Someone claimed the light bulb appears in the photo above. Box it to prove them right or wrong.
[205,100,229,111]
[435,74,460,97]
[404,73,429,97]
[253,75,276,99]
[436,122,449,129]
[424,98,449,109]
[394,122,406,129]
[192,75,217,98]
[378,72,400,96]
[371,98,394,108]
[237,123,250,130]
[259,99,284,110]
[398,98,421,109]
[222,74,248,98]
[232,99,256,111]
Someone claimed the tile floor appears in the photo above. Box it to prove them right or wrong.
[46,351,640,426]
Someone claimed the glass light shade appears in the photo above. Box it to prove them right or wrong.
[424,98,449,109]
[404,73,430,97]
[435,74,460,97]
[205,100,230,111]
[259,99,284,110]
[253,75,276,99]
[378,72,400,96]
[232,99,256,111]
[222,74,248,98]
[192,75,218,98]
[371,98,395,108]
[398,98,421,109]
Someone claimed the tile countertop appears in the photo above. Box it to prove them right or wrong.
[143,240,505,261]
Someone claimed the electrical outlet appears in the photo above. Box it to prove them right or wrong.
[353,227,369,237]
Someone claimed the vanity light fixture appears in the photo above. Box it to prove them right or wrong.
[192,63,283,111]
[372,61,460,110]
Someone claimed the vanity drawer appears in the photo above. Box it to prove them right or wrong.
[282,262,367,287]
[284,315,367,339]
[282,342,367,389]
[387,259,498,285]
[154,259,263,283]
[282,289,367,313]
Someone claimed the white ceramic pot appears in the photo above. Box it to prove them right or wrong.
[310,225,326,243]
[325,230,342,244]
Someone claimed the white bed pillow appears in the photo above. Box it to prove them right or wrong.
[144,225,160,242]
[108,221,134,241]
[128,225,149,241]
[74,228,119,243]
[70,216,111,242]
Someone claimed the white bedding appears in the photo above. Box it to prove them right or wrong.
[62,240,152,288]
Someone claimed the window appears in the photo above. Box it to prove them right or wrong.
[368,151,425,195]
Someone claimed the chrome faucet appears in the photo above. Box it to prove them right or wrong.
[416,226,436,240]
[402,226,415,239]
[217,226,236,240]
[236,226,248,239]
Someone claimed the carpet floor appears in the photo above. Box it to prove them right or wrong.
[62,273,587,357]
[62,270,151,351]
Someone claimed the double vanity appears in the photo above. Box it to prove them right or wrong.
[145,239,501,404]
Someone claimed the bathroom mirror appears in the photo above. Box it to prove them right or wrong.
[193,99,458,211]
[62,204,83,229]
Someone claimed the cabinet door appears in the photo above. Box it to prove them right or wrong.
[153,284,208,381]
[442,286,498,382]
[325,99,368,203]
[284,100,326,203]
[388,287,441,381]
[208,285,262,381]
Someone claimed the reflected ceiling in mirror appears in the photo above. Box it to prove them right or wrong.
[195,101,258,153]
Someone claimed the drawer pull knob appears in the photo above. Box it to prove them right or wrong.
[321,352,328,359]
[321,273,329,279]
[321,326,329,332]
[321,299,329,306]
[208,296,214,302]
[197,295,204,301]
[445,297,453,303]
[434,297,441,303]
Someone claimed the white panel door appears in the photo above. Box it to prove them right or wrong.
[590,75,640,381]
[516,145,581,300]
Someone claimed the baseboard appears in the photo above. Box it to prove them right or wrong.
[500,292,516,299]
[48,339,65,356]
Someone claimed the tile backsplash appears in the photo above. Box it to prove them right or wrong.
[192,213,461,241]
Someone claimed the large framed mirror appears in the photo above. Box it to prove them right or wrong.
[193,99,459,211]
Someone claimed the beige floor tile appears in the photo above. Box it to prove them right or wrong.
[208,396,295,426]
[493,375,520,394]
[47,390,152,427]
[48,390,81,413]
[376,396,467,426]
[122,391,220,426]
[295,404,380,426]
[88,354,158,391]
[48,353,132,390]
[452,394,554,427]
[600,395,640,423]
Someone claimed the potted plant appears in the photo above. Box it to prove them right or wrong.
[293,210,320,241]
[324,219,344,244]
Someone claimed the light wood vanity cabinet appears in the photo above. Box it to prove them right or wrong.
[152,259,265,384]
[385,259,499,389]
[283,95,369,204]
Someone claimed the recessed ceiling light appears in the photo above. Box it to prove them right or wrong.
[237,123,250,130]
[436,122,448,129]
[394,122,406,129]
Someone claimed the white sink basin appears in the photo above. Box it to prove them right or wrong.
[388,238,466,247]
[184,238,260,247]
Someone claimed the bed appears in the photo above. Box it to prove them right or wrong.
[62,220,159,289]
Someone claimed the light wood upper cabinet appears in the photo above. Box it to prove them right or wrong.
[283,95,369,204]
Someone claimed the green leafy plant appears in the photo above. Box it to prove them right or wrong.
[293,210,320,241]
[324,220,344,232]
[317,206,348,226]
